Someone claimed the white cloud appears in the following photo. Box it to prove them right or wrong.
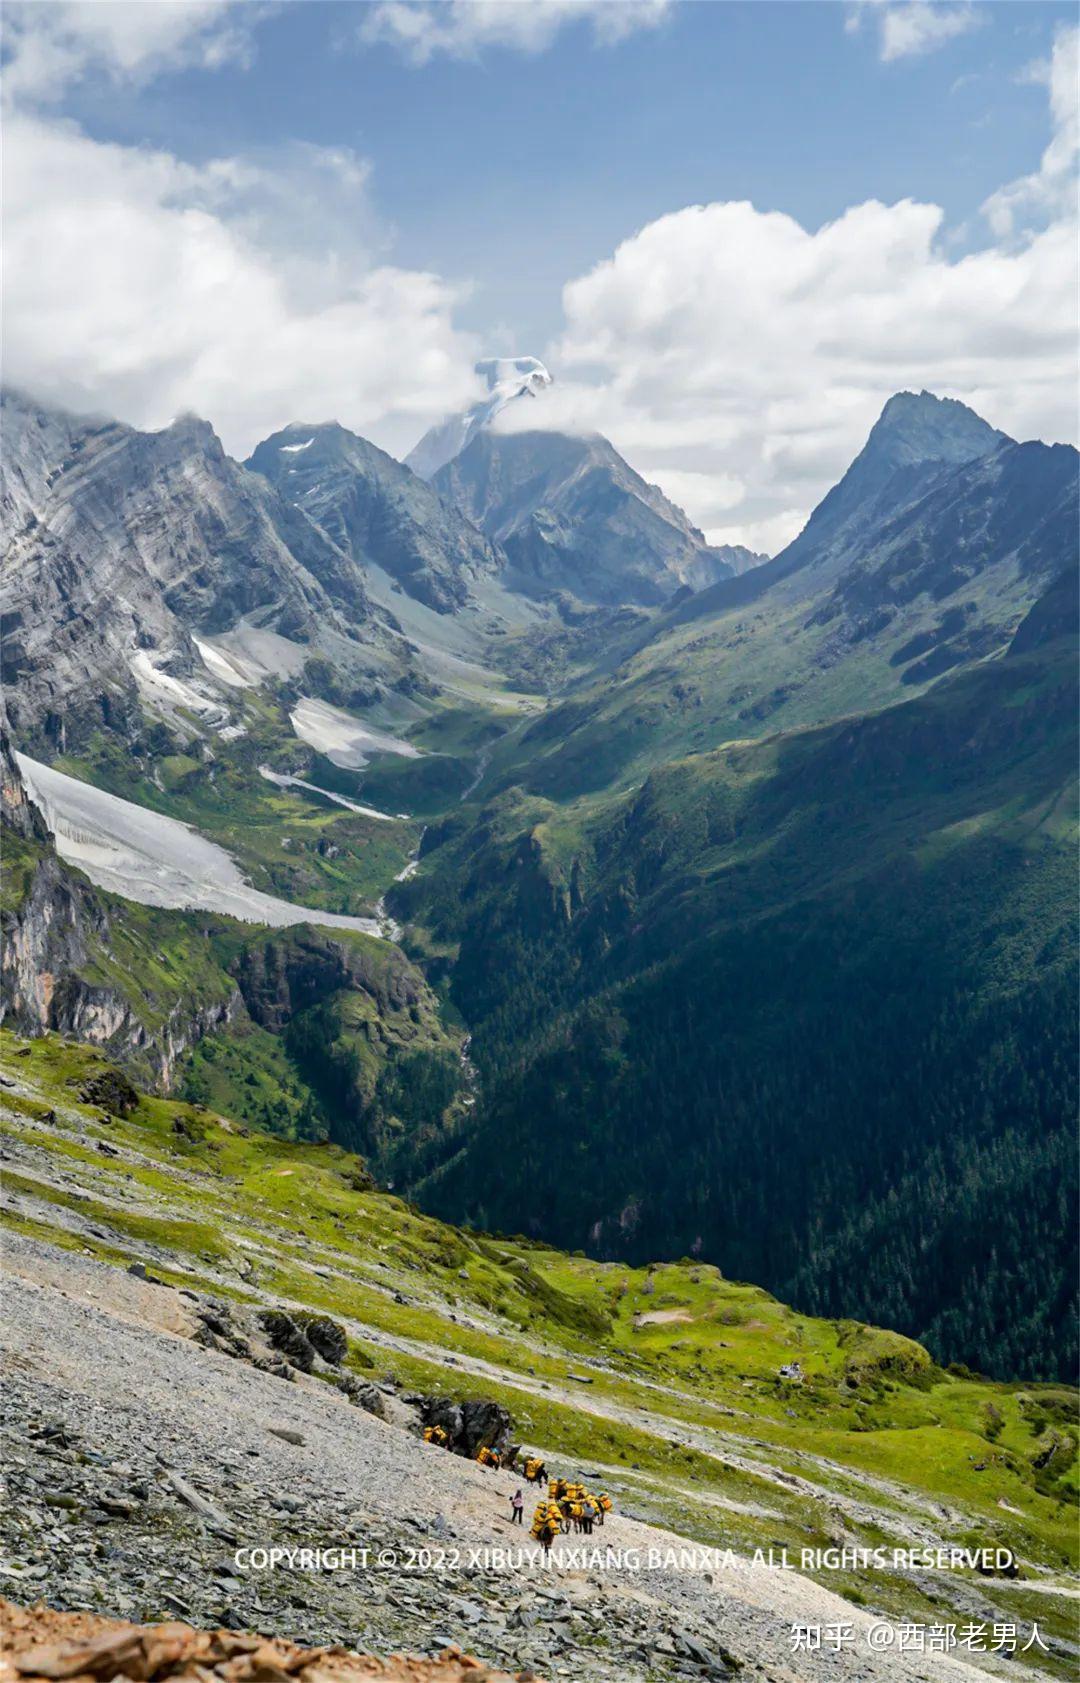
[3,0,1076,556]
[644,468,746,527]
[1,0,256,102]
[0,2,486,458]
[983,26,1079,235]
[506,27,1078,553]
[1,110,484,458]
[879,3,981,63]
[360,0,671,64]
[846,2,982,63]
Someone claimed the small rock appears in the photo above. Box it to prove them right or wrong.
[97,1496,137,1518]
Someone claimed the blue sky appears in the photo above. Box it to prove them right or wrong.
[63,1,1071,350]
[4,1,1077,550]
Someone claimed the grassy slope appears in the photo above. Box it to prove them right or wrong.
[1,1029,1076,1677]
[477,540,1043,803]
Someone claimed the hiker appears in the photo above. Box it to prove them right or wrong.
[476,1445,500,1469]
[510,1488,524,1524]
[580,1498,596,1535]
[531,1500,561,1554]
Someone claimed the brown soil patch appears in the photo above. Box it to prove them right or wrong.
[0,1603,539,1683]
[632,1309,692,1328]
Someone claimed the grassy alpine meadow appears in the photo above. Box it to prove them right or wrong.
[1,1028,1076,1674]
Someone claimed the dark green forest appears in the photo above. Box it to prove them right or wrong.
[398,637,1079,1381]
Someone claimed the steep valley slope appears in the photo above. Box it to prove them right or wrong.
[396,588,1078,1382]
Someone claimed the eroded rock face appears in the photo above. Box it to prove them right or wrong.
[0,730,47,841]
[0,846,240,1086]
[0,392,391,750]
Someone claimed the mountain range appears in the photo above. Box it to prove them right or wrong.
[1,371,1075,1383]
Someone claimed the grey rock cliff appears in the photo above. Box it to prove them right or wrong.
[0,391,394,746]
[247,421,503,614]
[433,428,745,606]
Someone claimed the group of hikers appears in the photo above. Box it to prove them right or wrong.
[518,1471,614,1551]
[421,1426,614,1552]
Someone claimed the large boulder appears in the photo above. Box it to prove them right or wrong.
[417,1396,515,1460]
[79,1067,140,1117]
[295,1313,348,1366]
[260,1310,317,1373]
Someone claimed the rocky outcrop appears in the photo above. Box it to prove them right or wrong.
[0,729,47,841]
[0,1599,532,1683]
[7,901,238,1077]
[293,1313,348,1366]
[259,1311,319,1374]
[0,844,240,1084]
[78,1068,140,1117]
[231,927,423,1031]
[416,1397,515,1462]
[247,423,503,614]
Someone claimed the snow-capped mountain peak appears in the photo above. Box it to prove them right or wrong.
[406,355,552,480]
[477,355,552,400]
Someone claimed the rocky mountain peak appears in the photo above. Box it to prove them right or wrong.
[405,355,553,480]
[862,389,1010,473]
[247,417,503,615]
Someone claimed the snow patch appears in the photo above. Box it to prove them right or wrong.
[129,650,230,728]
[280,438,314,453]
[193,637,252,690]
[258,765,399,823]
[17,754,385,939]
[289,696,421,770]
